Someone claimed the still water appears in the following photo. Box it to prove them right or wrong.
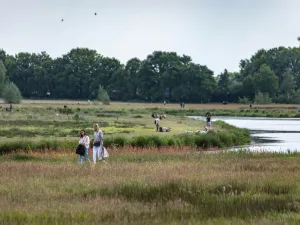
[189,116,300,152]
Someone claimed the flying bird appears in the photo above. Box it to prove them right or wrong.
[94,13,97,16]
[61,19,64,22]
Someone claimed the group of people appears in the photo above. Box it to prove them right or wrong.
[152,113,170,132]
[76,123,108,165]
[0,104,13,112]
[151,112,212,133]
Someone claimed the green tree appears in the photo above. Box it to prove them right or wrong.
[217,69,230,93]
[2,82,22,104]
[0,49,6,64]
[292,89,300,104]
[252,64,279,97]
[242,75,255,100]
[0,60,6,97]
[280,70,295,102]
[97,85,110,105]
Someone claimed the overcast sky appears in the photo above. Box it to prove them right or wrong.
[1,0,300,74]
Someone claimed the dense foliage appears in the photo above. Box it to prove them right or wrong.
[1,46,300,103]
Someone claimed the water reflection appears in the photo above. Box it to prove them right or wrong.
[189,116,300,152]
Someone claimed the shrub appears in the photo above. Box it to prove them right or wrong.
[238,96,251,104]
[97,85,110,105]
[254,91,272,104]
[58,108,73,114]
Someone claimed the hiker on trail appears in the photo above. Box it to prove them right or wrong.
[93,124,104,164]
[154,117,160,132]
[78,130,90,164]
[205,113,212,131]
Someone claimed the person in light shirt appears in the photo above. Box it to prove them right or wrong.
[93,124,104,164]
[78,130,90,164]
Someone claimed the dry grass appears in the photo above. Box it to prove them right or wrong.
[1,150,300,224]
[1,99,297,109]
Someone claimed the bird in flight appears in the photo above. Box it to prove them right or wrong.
[61,19,64,22]
[95,13,97,16]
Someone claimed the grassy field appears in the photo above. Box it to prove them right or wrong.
[1,150,300,224]
[1,100,300,224]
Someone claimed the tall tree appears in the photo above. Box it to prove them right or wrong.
[280,70,295,102]
[0,60,7,97]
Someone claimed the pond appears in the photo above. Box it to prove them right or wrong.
[189,116,300,152]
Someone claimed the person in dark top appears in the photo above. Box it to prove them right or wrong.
[206,113,212,131]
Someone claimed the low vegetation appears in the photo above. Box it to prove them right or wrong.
[1,150,300,224]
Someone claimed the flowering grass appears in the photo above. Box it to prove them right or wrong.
[1,149,300,224]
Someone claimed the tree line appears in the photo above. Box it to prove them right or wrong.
[1,47,300,103]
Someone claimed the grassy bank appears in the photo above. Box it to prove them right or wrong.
[0,121,250,153]
[1,150,300,224]
[0,101,252,153]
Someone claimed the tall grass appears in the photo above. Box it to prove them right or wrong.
[1,150,300,224]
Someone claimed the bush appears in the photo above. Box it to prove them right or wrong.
[2,82,22,104]
[97,85,110,105]
[238,96,251,104]
[254,91,272,104]
[72,113,80,121]
[0,140,76,154]
[58,108,73,114]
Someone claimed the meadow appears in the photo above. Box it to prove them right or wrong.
[1,101,300,224]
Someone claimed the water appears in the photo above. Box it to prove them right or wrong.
[189,116,300,152]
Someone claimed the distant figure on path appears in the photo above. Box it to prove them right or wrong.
[78,130,90,165]
[93,124,104,164]
[250,104,252,109]
[164,101,166,105]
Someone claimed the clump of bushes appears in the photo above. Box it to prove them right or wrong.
[58,108,73,114]
[103,126,249,149]
[0,140,76,154]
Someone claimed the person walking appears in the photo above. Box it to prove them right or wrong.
[93,124,104,164]
[154,117,160,132]
[206,113,212,131]
[78,130,90,165]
